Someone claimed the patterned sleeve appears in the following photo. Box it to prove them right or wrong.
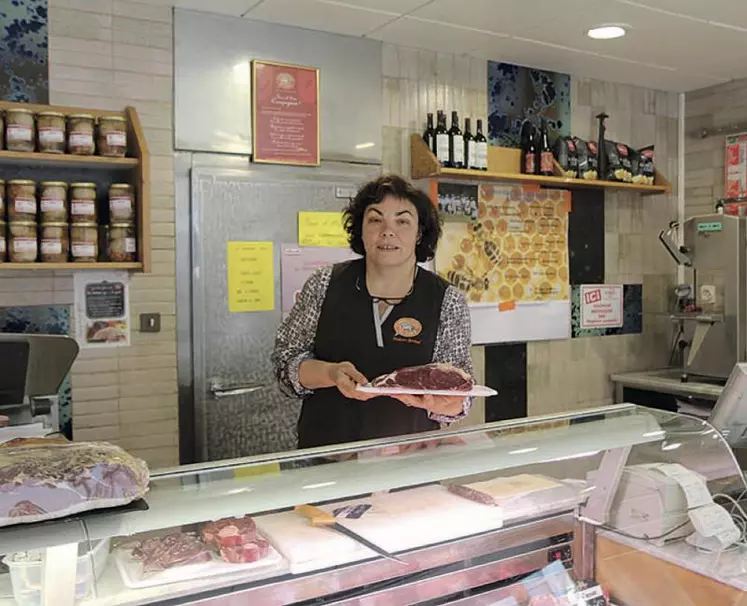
[271,266,332,398]
[430,285,474,424]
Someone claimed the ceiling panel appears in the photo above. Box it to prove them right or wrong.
[316,0,431,15]
[174,0,254,16]
[613,0,747,29]
[245,0,396,36]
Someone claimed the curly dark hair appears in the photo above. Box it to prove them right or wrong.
[343,175,442,263]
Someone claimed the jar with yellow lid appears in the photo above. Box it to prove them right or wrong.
[0,221,6,263]
[68,114,95,155]
[6,108,35,152]
[108,223,137,262]
[109,183,134,222]
[37,111,66,153]
[40,181,68,223]
[70,222,98,262]
[9,221,37,263]
[70,182,97,223]
[7,180,37,222]
[97,115,128,157]
[40,222,69,263]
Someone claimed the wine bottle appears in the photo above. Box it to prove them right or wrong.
[522,120,538,175]
[449,111,464,169]
[464,118,476,170]
[423,112,435,154]
[475,119,488,171]
[435,110,449,166]
[538,118,553,177]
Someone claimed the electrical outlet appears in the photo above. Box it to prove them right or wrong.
[140,313,161,333]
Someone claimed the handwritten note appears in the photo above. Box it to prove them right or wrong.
[227,241,274,313]
[298,211,348,247]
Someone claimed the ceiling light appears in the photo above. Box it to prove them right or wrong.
[587,25,627,40]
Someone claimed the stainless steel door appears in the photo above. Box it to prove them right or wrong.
[191,162,378,461]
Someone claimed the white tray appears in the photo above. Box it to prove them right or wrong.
[114,543,287,589]
[356,384,497,397]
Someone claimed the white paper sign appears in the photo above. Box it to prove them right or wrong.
[580,285,623,329]
[73,271,130,348]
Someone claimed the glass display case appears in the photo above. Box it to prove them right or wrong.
[0,403,745,606]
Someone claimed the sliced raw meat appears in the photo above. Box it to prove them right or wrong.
[131,533,212,572]
[219,538,270,564]
[371,363,473,392]
[447,484,497,506]
[200,516,270,564]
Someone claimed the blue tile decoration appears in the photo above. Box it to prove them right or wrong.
[571,284,643,338]
[487,61,571,149]
[0,0,48,103]
[0,305,73,438]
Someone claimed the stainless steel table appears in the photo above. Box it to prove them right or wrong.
[610,368,724,404]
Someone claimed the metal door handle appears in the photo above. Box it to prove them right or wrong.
[209,380,265,399]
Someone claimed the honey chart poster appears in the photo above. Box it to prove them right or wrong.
[436,184,571,344]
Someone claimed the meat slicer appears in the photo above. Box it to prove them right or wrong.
[0,333,78,435]
[659,213,747,380]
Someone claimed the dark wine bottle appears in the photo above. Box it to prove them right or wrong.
[475,119,488,170]
[521,120,537,175]
[423,112,435,154]
[448,111,464,169]
[464,118,476,170]
[538,118,553,177]
[434,110,449,166]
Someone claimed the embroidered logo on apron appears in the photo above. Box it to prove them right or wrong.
[394,317,422,342]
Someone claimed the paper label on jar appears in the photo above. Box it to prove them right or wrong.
[106,132,127,147]
[41,197,65,212]
[69,131,93,147]
[14,198,36,214]
[7,125,32,142]
[71,200,95,216]
[72,243,96,257]
[39,127,64,143]
[110,197,132,212]
[125,237,137,253]
[41,240,63,255]
[13,238,37,253]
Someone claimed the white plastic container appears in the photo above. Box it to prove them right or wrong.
[3,539,109,605]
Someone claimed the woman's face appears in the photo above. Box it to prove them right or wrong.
[361,195,420,268]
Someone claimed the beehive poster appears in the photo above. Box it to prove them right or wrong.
[435,183,571,344]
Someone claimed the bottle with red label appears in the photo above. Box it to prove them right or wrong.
[538,118,554,176]
[520,119,537,175]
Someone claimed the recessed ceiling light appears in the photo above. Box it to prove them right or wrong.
[587,25,627,40]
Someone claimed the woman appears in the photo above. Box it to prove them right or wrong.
[272,175,473,448]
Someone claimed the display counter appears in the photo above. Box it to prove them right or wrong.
[0,403,744,606]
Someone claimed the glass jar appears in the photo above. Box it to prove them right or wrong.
[70,222,98,262]
[6,108,35,152]
[36,111,66,154]
[9,221,38,263]
[40,222,69,263]
[108,223,137,262]
[7,179,37,222]
[40,181,68,223]
[67,114,95,155]
[97,115,127,157]
[70,182,97,223]
[0,221,6,263]
[109,183,134,222]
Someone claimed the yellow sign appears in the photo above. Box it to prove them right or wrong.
[227,241,275,312]
[298,211,348,247]
[234,462,281,480]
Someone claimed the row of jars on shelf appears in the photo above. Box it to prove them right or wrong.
[0,221,137,264]
[1,108,127,157]
[1,180,135,224]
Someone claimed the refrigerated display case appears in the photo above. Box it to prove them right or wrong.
[0,403,744,606]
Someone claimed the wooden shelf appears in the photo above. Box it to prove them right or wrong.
[0,149,138,170]
[411,134,671,197]
[0,262,142,270]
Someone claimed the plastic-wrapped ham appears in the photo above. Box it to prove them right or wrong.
[0,441,149,527]
[200,516,270,564]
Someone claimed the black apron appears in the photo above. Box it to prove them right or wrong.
[297,259,447,448]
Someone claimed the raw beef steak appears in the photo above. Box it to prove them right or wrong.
[131,533,213,572]
[371,363,473,392]
[200,516,270,564]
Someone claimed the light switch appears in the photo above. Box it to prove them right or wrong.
[140,313,161,333]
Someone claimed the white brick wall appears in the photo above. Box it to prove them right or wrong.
[42,0,179,468]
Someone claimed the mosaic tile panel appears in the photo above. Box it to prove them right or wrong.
[487,61,571,149]
[571,284,643,338]
[0,0,48,103]
[0,305,72,438]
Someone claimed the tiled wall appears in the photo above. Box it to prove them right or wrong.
[381,48,680,418]
[0,0,178,468]
[684,79,746,218]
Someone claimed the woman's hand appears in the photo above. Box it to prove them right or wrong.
[328,362,375,401]
[393,394,465,417]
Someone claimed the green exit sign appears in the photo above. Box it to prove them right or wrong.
[697,222,723,233]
